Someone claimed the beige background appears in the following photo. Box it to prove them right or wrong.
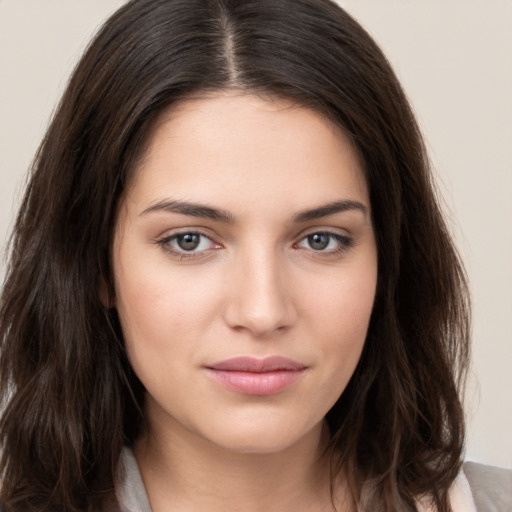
[0,1,511,468]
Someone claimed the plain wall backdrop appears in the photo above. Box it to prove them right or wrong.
[0,0,511,468]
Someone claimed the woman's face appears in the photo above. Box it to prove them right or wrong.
[112,93,377,454]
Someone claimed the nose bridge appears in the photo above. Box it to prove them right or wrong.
[224,243,294,336]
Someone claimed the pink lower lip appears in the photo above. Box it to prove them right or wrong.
[206,369,305,396]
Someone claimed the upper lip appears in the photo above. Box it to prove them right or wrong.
[206,356,306,372]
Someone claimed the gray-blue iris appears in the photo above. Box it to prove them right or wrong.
[308,233,329,250]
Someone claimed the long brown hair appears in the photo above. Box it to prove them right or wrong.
[0,0,470,510]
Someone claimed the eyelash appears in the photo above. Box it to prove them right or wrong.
[156,231,219,260]
[156,230,353,260]
[295,232,353,255]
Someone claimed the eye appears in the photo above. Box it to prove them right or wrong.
[296,232,352,253]
[157,231,219,256]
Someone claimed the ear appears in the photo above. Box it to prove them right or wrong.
[99,277,116,308]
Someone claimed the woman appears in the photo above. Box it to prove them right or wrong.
[0,0,510,511]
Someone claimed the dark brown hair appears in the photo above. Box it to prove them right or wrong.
[0,0,470,510]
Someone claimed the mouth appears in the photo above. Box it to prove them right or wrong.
[204,356,307,396]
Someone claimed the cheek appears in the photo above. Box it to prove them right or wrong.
[300,262,377,336]
[114,259,224,369]
[296,261,377,388]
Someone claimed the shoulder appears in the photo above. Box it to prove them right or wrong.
[463,461,512,512]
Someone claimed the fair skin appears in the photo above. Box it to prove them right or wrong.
[112,93,378,512]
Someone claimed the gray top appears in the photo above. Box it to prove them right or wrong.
[116,448,153,512]
[464,461,512,512]
[115,448,512,512]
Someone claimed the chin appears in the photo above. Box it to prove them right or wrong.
[197,417,324,456]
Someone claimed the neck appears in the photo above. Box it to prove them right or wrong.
[134,415,350,512]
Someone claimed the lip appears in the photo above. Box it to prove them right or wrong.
[205,356,307,396]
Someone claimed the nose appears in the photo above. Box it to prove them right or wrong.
[222,248,297,337]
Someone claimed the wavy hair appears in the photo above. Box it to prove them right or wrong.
[0,0,470,510]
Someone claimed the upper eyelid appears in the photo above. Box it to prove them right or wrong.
[296,231,351,245]
[157,227,217,242]
[294,225,352,240]
[156,232,220,259]
[161,231,217,244]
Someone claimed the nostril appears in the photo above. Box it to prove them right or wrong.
[224,302,296,338]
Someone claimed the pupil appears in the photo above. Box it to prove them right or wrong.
[178,233,200,251]
[309,233,329,250]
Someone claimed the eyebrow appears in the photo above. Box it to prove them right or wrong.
[292,200,368,223]
[140,198,367,223]
[140,199,235,223]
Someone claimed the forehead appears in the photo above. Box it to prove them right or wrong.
[125,92,369,215]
